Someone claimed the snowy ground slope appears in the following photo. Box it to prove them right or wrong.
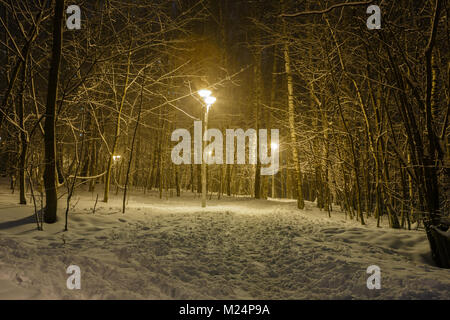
[0,185,449,299]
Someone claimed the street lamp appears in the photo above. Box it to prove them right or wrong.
[198,89,212,98]
[271,143,278,199]
[204,96,216,112]
[198,89,216,208]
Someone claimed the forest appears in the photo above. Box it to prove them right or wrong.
[0,0,449,300]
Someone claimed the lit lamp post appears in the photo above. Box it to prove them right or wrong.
[198,90,216,208]
[207,150,212,197]
[271,143,278,199]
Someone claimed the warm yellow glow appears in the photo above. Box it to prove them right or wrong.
[204,96,216,105]
[198,89,212,98]
[271,143,278,150]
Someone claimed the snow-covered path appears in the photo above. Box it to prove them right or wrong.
[0,187,449,299]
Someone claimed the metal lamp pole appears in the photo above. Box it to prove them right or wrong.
[201,104,209,208]
[198,90,216,208]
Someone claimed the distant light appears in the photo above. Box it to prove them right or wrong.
[113,155,121,161]
[198,89,212,98]
[271,143,278,150]
[204,96,216,105]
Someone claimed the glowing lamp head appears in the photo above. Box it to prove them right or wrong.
[271,143,279,150]
[198,89,212,98]
[204,96,216,105]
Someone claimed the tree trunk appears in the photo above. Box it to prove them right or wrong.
[254,52,262,199]
[43,0,64,223]
[283,43,305,209]
[123,69,144,213]
[18,59,28,205]
[104,48,132,203]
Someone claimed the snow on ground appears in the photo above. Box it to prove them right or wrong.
[0,182,449,300]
